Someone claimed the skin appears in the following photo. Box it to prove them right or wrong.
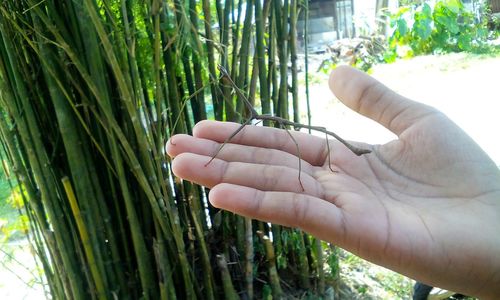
[167,66,500,299]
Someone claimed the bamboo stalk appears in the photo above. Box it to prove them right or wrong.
[0,111,60,297]
[0,0,334,298]
[330,244,341,299]
[188,0,208,122]
[290,0,300,124]
[315,239,326,295]
[79,10,195,297]
[34,20,114,293]
[158,5,186,135]
[304,0,312,130]
[254,0,272,125]
[230,0,244,81]
[110,138,157,299]
[297,231,311,289]
[153,221,177,300]
[201,0,224,120]
[257,230,283,299]
[185,183,216,300]
[235,215,246,275]
[216,254,239,300]
[268,7,280,117]
[234,0,254,120]
[274,0,290,119]
[0,17,85,299]
[58,3,152,295]
[32,0,190,296]
[0,69,49,248]
[219,0,235,121]
[244,217,254,299]
[151,12,203,296]
[62,177,106,300]
[248,56,259,108]
[83,6,153,297]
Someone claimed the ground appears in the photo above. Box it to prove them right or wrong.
[1,52,499,299]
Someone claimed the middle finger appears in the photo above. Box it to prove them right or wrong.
[171,152,325,197]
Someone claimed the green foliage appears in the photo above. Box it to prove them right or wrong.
[374,270,414,299]
[353,56,378,73]
[6,186,24,210]
[1,214,28,242]
[319,59,376,75]
[387,0,495,58]
[0,162,12,201]
[0,185,27,242]
[340,249,414,299]
[262,284,273,300]
[324,244,340,284]
[0,182,12,217]
[0,162,21,238]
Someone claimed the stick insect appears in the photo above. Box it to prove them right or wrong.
[206,65,371,191]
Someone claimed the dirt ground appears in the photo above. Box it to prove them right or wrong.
[301,52,500,166]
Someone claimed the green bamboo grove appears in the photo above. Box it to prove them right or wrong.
[0,0,340,298]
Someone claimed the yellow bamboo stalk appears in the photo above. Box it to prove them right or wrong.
[257,230,283,299]
[61,176,106,300]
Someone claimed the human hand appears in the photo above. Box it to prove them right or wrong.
[167,66,500,299]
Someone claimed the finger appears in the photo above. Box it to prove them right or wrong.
[193,120,330,166]
[167,134,315,173]
[209,183,345,243]
[171,153,325,196]
[329,65,438,136]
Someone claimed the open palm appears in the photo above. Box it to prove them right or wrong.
[167,66,500,298]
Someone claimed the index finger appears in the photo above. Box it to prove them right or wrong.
[193,120,329,166]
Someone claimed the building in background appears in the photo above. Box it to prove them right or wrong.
[297,0,496,53]
[489,0,500,13]
[297,0,398,53]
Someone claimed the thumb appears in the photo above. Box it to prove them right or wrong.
[329,66,437,136]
